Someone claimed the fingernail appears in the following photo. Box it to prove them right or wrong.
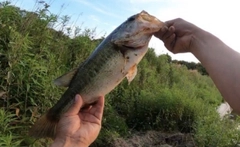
[75,94,79,102]
[169,26,175,32]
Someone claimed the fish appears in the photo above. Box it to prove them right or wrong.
[29,10,165,138]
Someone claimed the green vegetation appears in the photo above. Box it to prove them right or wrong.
[0,1,239,147]
[172,60,209,75]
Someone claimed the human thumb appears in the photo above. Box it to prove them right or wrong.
[64,94,83,116]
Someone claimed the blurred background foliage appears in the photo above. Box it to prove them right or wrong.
[0,1,239,146]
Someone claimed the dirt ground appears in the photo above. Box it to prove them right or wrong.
[112,131,196,147]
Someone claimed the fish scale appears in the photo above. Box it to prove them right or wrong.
[29,10,165,138]
[46,38,124,122]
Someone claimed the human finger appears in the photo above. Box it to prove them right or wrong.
[164,33,176,52]
[162,26,175,41]
[164,19,175,27]
[64,94,83,116]
[154,25,168,40]
[89,96,105,120]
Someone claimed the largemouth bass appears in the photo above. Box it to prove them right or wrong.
[29,10,165,138]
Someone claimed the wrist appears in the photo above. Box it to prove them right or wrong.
[190,28,212,53]
[51,137,89,147]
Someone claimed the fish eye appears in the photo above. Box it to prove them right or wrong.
[128,16,135,21]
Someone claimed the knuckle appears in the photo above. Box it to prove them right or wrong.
[176,18,183,21]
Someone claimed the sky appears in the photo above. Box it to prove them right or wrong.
[6,0,240,62]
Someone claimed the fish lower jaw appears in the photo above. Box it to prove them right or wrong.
[122,44,145,50]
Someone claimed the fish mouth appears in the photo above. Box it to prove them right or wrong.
[111,10,164,50]
[122,45,144,50]
[119,33,151,50]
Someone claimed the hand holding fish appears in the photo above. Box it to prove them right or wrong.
[29,10,165,138]
[50,94,104,147]
[154,18,203,54]
[155,18,240,114]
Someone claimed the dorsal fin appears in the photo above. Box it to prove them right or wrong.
[53,68,78,87]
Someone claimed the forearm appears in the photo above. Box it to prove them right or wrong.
[191,29,240,114]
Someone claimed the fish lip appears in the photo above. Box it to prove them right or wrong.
[122,45,144,50]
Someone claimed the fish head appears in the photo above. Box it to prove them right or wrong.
[111,10,165,50]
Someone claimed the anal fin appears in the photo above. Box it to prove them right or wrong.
[126,64,137,84]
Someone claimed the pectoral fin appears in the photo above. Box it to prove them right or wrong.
[126,64,137,84]
[53,68,78,87]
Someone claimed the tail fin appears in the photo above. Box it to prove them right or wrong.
[29,113,58,139]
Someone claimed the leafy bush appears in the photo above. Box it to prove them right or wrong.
[0,109,23,146]
[194,112,240,147]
